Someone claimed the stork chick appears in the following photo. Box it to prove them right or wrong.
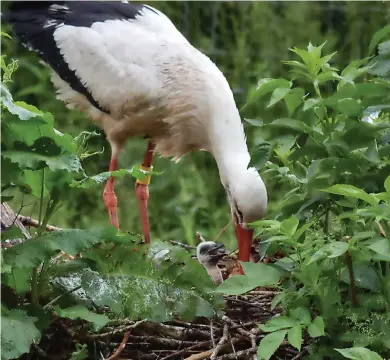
[196,241,226,285]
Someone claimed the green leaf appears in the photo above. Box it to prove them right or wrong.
[257,329,287,360]
[0,83,44,121]
[369,24,390,55]
[1,32,12,39]
[337,98,362,117]
[283,88,305,116]
[321,184,379,206]
[281,216,299,237]
[70,343,89,360]
[265,118,311,134]
[243,78,292,110]
[268,87,291,107]
[55,305,109,332]
[290,307,311,325]
[259,316,296,332]
[249,141,272,170]
[307,316,325,338]
[368,238,390,259]
[307,242,349,264]
[213,262,280,295]
[60,241,224,322]
[1,309,41,360]
[3,227,118,269]
[340,264,381,291]
[335,347,383,360]
[3,150,82,173]
[288,325,302,351]
[384,175,390,194]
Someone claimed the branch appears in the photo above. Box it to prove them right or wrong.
[210,324,229,360]
[17,214,62,232]
[104,331,130,360]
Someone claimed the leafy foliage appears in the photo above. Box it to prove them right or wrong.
[242,25,390,359]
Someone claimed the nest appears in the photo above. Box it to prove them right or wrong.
[2,204,306,360]
[29,290,306,360]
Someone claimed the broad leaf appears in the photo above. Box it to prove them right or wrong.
[249,141,272,170]
[290,307,312,325]
[281,217,299,237]
[308,242,349,264]
[307,316,325,337]
[369,24,390,55]
[1,309,41,360]
[322,185,379,206]
[288,325,302,351]
[335,347,383,360]
[257,329,288,360]
[55,305,109,332]
[2,227,118,269]
[259,316,296,332]
[213,262,280,295]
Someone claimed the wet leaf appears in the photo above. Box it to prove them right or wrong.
[257,329,287,360]
[1,309,41,360]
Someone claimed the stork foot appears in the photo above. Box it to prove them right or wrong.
[103,189,119,229]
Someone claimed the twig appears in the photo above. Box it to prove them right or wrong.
[185,349,214,360]
[17,214,61,232]
[215,220,233,241]
[291,348,308,360]
[160,340,212,360]
[169,240,196,250]
[104,331,130,360]
[210,319,216,347]
[89,320,145,340]
[210,324,229,360]
[216,348,256,360]
[44,285,82,309]
[196,231,207,243]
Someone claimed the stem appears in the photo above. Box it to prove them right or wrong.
[324,208,331,235]
[31,168,45,307]
[37,168,45,236]
[345,250,358,307]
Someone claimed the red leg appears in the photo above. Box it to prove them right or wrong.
[135,141,156,244]
[103,145,120,229]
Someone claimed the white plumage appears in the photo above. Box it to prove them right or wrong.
[6,1,267,267]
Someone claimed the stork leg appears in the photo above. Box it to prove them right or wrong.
[103,145,120,229]
[135,141,156,244]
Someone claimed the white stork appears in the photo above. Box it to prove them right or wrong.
[5,1,268,268]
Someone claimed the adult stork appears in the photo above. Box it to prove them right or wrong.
[4,1,268,266]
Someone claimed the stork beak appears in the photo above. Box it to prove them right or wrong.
[234,221,254,273]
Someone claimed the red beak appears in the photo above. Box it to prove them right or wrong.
[234,222,254,274]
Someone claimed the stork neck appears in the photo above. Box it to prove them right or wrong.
[209,106,251,186]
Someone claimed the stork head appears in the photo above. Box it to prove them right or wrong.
[196,241,226,267]
[225,167,267,264]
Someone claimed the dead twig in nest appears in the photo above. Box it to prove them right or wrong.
[160,340,212,360]
[17,214,62,232]
[291,348,309,360]
[216,348,256,359]
[210,324,229,360]
[104,331,130,360]
[169,240,196,250]
[89,320,146,340]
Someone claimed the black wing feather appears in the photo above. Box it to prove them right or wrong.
[3,1,156,112]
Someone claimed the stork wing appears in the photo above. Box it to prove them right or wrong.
[5,1,189,112]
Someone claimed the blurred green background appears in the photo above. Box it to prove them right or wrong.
[2,1,389,247]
